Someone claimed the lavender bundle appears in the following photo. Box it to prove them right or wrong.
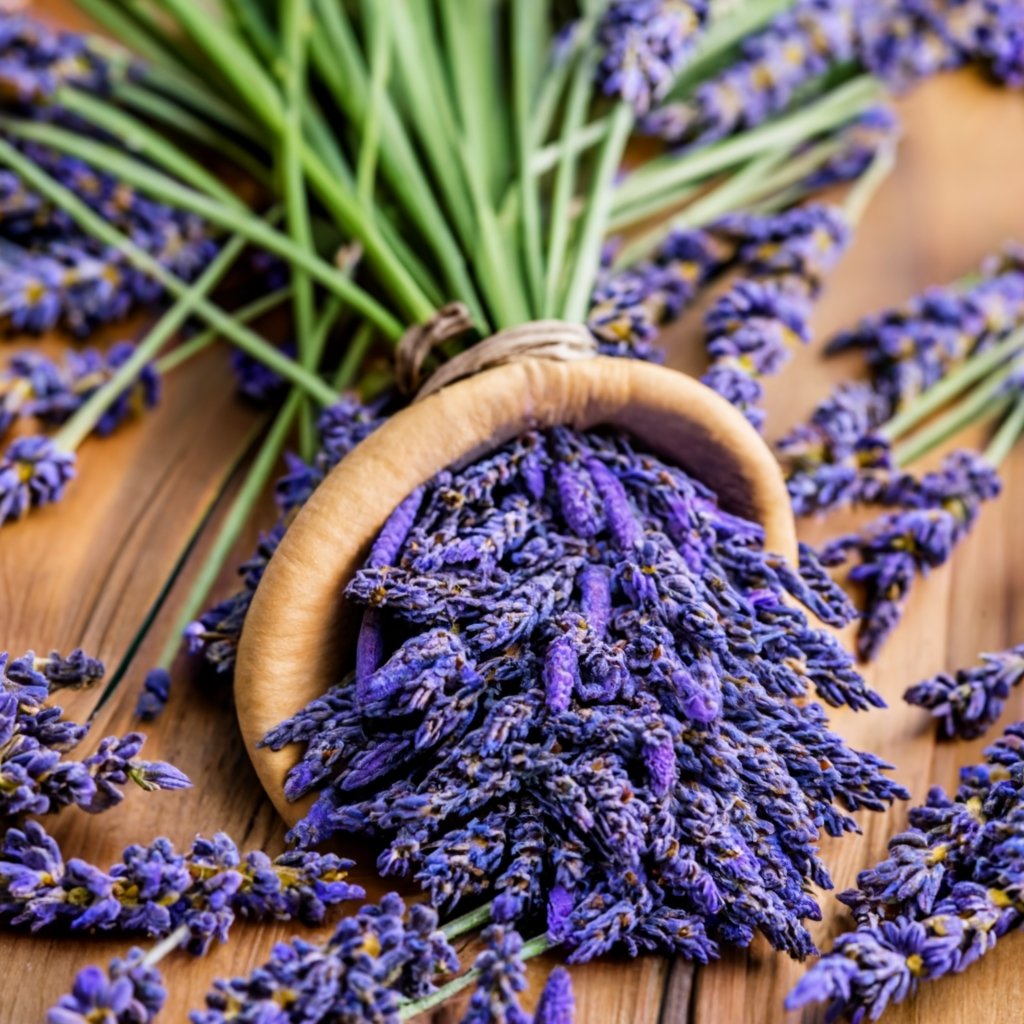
[261,426,905,965]
[787,721,1024,1022]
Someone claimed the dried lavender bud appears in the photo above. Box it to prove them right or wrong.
[0,435,75,525]
[801,106,902,190]
[699,362,765,430]
[827,257,1024,412]
[788,719,1024,1021]
[135,668,171,722]
[596,0,709,114]
[191,892,457,1024]
[462,923,531,1024]
[47,949,166,1024]
[271,426,903,967]
[533,967,575,1024]
[905,643,1024,738]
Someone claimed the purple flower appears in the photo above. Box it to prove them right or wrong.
[905,643,1024,738]
[802,106,902,189]
[533,967,575,1024]
[47,949,166,1024]
[270,425,902,966]
[0,435,75,525]
[699,362,765,430]
[461,924,531,1024]
[704,279,811,377]
[820,460,1001,659]
[231,341,295,404]
[597,0,710,114]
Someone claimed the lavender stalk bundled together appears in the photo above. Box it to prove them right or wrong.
[788,720,1024,1022]
[264,426,905,965]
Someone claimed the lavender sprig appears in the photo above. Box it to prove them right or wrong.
[47,948,166,1024]
[788,719,1024,1021]
[0,820,363,950]
[905,643,1024,739]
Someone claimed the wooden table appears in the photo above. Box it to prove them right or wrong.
[4,8,1024,1020]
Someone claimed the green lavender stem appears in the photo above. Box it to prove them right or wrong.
[52,232,247,453]
[843,143,896,225]
[611,75,882,215]
[985,395,1024,467]
[881,327,1024,442]
[141,923,191,967]
[154,289,293,374]
[397,935,554,1021]
[0,136,339,405]
[441,902,494,941]
[893,361,1020,467]
[151,301,356,676]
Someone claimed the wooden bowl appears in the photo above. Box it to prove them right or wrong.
[235,356,797,824]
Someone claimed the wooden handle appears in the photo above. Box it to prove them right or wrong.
[235,357,797,824]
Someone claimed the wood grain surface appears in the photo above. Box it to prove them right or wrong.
[3,6,1024,1021]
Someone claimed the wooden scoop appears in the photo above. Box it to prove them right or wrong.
[235,356,797,825]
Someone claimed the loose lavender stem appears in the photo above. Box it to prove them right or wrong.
[0,136,340,405]
[397,934,553,1021]
[881,326,1024,441]
[154,288,293,375]
[51,231,247,453]
[441,901,494,940]
[141,923,190,968]
[892,360,1020,467]
[985,394,1024,467]
[841,142,896,225]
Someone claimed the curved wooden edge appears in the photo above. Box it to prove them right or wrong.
[235,357,797,825]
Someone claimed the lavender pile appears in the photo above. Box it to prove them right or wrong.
[788,720,1024,1021]
[264,425,906,964]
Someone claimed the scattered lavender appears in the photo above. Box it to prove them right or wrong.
[787,719,1024,1021]
[266,426,905,965]
[643,0,1022,147]
[0,434,75,525]
[801,106,902,190]
[642,0,857,145]
[0,819,362,948]
[47,948,166,1024]
[588,227,733,361]
[534,967,575,1024]
[231,342,294,404]
[0,649,189,822]
[820,451,1002,659]
[699,205,851,430]
[0,342,161,438]
[906,643,1024,738]
[597,0,710,114]
[191,892,457,1024]
[826,252,1024,415]
[186,395,388,676]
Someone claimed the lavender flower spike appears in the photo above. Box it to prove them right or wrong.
[905,643,1024,739]
[47,949,166,1024]
[534,967,575,1024]
[0,435,76,525]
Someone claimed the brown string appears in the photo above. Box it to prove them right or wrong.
[396,305,597,401]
